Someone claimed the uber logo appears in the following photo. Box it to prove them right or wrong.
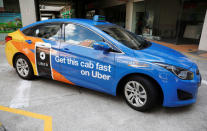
[40,52,46,60]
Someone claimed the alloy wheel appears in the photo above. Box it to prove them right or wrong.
[124,81,147,107]
[16,58,29,77]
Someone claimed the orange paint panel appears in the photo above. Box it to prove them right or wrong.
[52,69,74,85]
[18,29,43,43]
[11,41,35,64]
[5,41,19,66]
[11,30,44,65]
[9,30,44,76]
[10,41,22,52]
[25,36,43,43]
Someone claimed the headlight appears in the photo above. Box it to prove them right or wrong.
[154,63,194,80]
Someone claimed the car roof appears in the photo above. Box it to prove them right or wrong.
[20,18,112,31]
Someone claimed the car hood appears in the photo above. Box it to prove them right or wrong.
[134,42,194,69]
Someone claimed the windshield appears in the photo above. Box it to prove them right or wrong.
[96,25,150,50]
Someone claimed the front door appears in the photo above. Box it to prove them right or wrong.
[59,23,116,93]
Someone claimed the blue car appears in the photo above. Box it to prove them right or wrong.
[5,15,201,111]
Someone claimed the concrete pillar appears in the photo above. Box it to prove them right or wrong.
[19,0,37,26]
[199,10,207,51]
[125,0,133,31]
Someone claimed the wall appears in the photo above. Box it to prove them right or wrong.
[154,0,181,38]
[95,0,126,9]
[131,1,145,33]
[103,5,126,27]
[19,0,37,26]
[199,10,207,51]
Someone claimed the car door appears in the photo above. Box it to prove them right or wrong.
[22,22,63,79]
[59,23,116,93]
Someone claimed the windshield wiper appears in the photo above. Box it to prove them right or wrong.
[138,40,150,49]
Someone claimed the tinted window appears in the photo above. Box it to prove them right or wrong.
[64,23,104,47]
[22,26,36,36]
[22,23,62,41]
[96,25,150,50]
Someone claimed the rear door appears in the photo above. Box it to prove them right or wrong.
[22,22,63,79]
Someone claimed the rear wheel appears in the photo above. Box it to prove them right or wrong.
[123,76,158,112]
[15,55,34,80]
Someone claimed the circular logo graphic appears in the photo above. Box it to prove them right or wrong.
[40,52,46,60]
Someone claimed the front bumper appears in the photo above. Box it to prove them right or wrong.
[161,64,201,107]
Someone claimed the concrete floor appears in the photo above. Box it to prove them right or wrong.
[0,44,207,131]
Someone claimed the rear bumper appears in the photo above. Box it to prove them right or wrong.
[5,41,16,67]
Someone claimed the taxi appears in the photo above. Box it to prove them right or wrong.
[5,15,201,111]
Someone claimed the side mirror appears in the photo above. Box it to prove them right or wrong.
[92,42,111,51]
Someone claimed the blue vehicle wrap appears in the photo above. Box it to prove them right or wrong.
[5,18,201,108]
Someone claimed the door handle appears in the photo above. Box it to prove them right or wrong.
[25,40,32,44]
[62,47,71,53]
[63,48,70,51]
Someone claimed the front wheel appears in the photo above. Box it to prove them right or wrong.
[123,76,158,112]
[15,55,34,80]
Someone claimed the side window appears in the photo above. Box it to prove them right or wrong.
[23,23,62,41]
[64,23,104,47]
[22,26,37,36]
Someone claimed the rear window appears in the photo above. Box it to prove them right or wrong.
[22,23,62,41]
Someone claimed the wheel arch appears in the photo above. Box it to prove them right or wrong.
[116,73,164,104]
[12,52,27,68]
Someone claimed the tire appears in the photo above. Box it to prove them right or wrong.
[122,76,158,112]
[14,54,34,80]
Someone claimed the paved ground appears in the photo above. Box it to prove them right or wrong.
[0,44,207,131]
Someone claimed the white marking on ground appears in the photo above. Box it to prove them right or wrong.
[202,80,207,85]
[0,63,13,72]
[10,80,31,108]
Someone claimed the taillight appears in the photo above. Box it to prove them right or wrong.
[5,36,12,42]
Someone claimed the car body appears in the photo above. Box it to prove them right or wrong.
[5,16,201,111]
